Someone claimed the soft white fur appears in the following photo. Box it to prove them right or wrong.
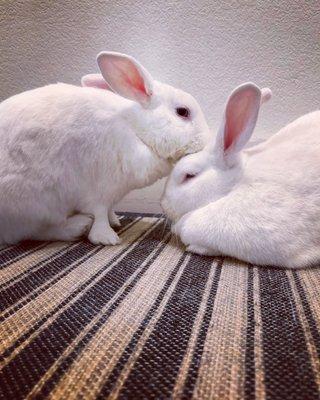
[0,52,210,245]
[162,83,320,269]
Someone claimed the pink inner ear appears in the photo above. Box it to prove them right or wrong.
[115,59,148,96]
[224,92,255,151]
[126,74,146,94]
[98,53,152,105]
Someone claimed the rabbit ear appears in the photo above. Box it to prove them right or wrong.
[214,83,261,165]
[96,52,153,107]
[261,87,272,104]
[81,74,113,91]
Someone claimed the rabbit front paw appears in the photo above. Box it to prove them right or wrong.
[88,226,121,246]
[171,213,196,242]
[173,212,220,256]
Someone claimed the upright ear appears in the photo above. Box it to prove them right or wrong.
[96,51,153,107]
[81,74,113,91]
[214,83,261,165]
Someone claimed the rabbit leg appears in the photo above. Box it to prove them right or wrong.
[88,206,121,246]
[108,209,121,227]
[36,214,93,242]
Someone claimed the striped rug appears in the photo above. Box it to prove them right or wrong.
[0,213,319,400]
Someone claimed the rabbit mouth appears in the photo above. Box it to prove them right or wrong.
[167,137,204,163]
[136,125,205,163]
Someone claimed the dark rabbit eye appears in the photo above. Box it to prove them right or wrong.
[182,173,196,183]
[176,107,190,119]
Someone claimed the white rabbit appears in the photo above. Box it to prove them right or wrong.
[162,82,320,269]
[0,52,210,245]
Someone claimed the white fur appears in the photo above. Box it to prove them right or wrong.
[0,52,210,245]
[162,82,320,269]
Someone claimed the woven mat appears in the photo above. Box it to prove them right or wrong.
[0,214,319,400]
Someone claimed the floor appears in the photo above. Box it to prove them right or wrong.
[0,213,319,399]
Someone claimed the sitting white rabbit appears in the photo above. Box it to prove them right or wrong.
[162,82,320,269]
[0,52,210,245]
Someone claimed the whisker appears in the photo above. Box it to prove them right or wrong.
[173,231,179,248]
[160,216,169,239]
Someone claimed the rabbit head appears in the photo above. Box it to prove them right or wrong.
[85,52,211,161]
[162,82,270,221]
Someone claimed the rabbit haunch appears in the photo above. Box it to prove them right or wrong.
[162,83,320,269]
[0,52,210,245]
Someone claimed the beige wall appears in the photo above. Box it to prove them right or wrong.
[1,1,320,213]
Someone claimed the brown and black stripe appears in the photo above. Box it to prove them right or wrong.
[0,213,319,399]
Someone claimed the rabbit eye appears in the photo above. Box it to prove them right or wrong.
[182,173,196,183]
[176,107,190,119]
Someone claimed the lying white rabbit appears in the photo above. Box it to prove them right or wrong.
[0,52,210,245]
[162,82,320,269]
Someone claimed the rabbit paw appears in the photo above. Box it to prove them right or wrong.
[88,226,121,246]
[171,213,193,239]
[173,212,220,256]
